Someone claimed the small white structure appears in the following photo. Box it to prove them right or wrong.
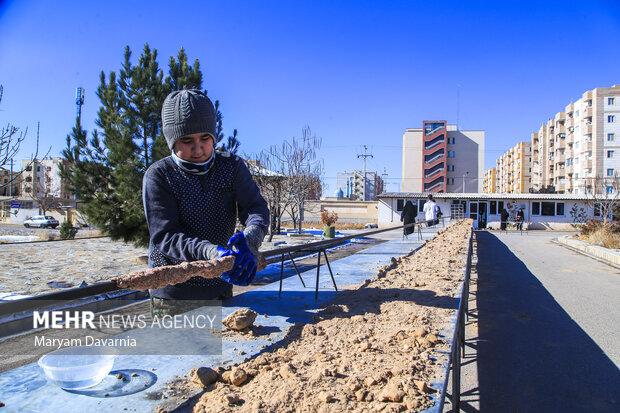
[378,192,601,230]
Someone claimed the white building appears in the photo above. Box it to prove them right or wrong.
[20,158,72,199]
[378,192,599,230]
[531,85,620,194]
[336,170,384,201]
[402,121,485,193]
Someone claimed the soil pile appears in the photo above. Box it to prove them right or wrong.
[189,219,473,412]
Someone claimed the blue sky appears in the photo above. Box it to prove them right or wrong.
[1,0,619,193]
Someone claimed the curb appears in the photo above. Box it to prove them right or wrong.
[555,236,620,268]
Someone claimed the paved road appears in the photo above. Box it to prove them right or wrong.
[457,231,620,412]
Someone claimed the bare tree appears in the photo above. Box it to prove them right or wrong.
[244,156,286,242]
[582,174,620,224]
[0,85,47,196]
[276,126,323,234]
[27,163,63,215]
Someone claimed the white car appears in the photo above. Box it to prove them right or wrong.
[23,215,59,229]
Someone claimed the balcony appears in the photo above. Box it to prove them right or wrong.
[566,164,574,174]
[566,117,574,128]
[555,152,566,163]
[583,123,592,135]
[582,141,593,152]
[583,90,593,100]
[556,183,566,192]
[424,134,445,150]
[584,159,593,169]
[584,106,593,119]
[555,112,566,122]
[566,102,574,113]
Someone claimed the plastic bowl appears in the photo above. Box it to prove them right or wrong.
[38,346,116,390]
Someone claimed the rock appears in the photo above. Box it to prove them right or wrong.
[393,331,408,341]
[404,396,419,410]
[190,367,218,387]
[350,315,366,323]
[411,327,426,338]
[317,391,334,403]
[245,368,259,377]
[222,309,258,330]
[223,367,248,386]
[426,334,440,344]
[223,394,241,405]
[279,363,297,380]
[414,380,431,393]
[378,383,405,402]
[355,389,367,401]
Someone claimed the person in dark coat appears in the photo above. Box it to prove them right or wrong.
[143,90,269,316]
[500,208,509,230]
[401,201,418,235]
[516,208,525,231]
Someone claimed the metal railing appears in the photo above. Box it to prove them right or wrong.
[439,225,474,412]
[0,222,431,319]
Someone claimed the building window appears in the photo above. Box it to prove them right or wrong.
[608,151,614,158]
[607,186,613,194]
[447,137,455,144]
[609,133,615,142]
[607,169,615,176]
[609,97,616,105]
[609,115,616,123]
[447,165,455,171]
[447,178,455,185]
[447,151,455,158]
[396,199,404,212]
[532,201,565,216]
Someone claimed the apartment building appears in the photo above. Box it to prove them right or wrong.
[495,142,532,193]
[483,168,497,193]
[336,170,384,201]
[20,157,73,199]
[402,121,485,193]
[531,85,620,194]
[0,167,21,197]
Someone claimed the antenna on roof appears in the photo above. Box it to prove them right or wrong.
[457,84,461,131]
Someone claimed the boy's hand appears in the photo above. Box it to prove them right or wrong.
[220,233,258,286]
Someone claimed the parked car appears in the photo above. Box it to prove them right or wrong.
[23,215,59,229]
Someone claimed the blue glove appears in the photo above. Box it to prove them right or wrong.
[220,233,258,286]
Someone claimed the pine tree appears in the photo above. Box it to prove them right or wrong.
[62,44,241,247]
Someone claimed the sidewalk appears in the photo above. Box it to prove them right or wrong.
[446,231,620,412]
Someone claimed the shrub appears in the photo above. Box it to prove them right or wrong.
[579,219,620,249]
[59,219,78,240]
[321,210,338,227]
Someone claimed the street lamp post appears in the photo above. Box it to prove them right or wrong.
[462,172,469,194]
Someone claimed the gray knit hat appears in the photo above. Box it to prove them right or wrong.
[161,89,216,150]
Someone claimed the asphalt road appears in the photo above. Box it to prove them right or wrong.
[450,231,620,413]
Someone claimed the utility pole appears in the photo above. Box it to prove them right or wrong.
[381,167,388,194]
[9,158,13,197]
[457,84,461,131]
[358,145,373,201]
[76,87,85,122]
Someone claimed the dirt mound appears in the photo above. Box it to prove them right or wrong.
[188,219,473,412]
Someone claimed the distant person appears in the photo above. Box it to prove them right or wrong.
[516,208,525,231]
[400,200,418,235]
[423,194,439,227]
[500,208,509,230]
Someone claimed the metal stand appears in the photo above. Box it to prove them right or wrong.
[278,249,338,299]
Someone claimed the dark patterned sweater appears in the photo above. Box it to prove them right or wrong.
[142,152,269,299]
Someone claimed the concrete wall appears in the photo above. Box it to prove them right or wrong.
[289,200,378,223]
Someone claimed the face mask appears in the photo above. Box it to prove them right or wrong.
[171,148,215,175]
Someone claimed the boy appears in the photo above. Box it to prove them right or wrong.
[142,90,269,314]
